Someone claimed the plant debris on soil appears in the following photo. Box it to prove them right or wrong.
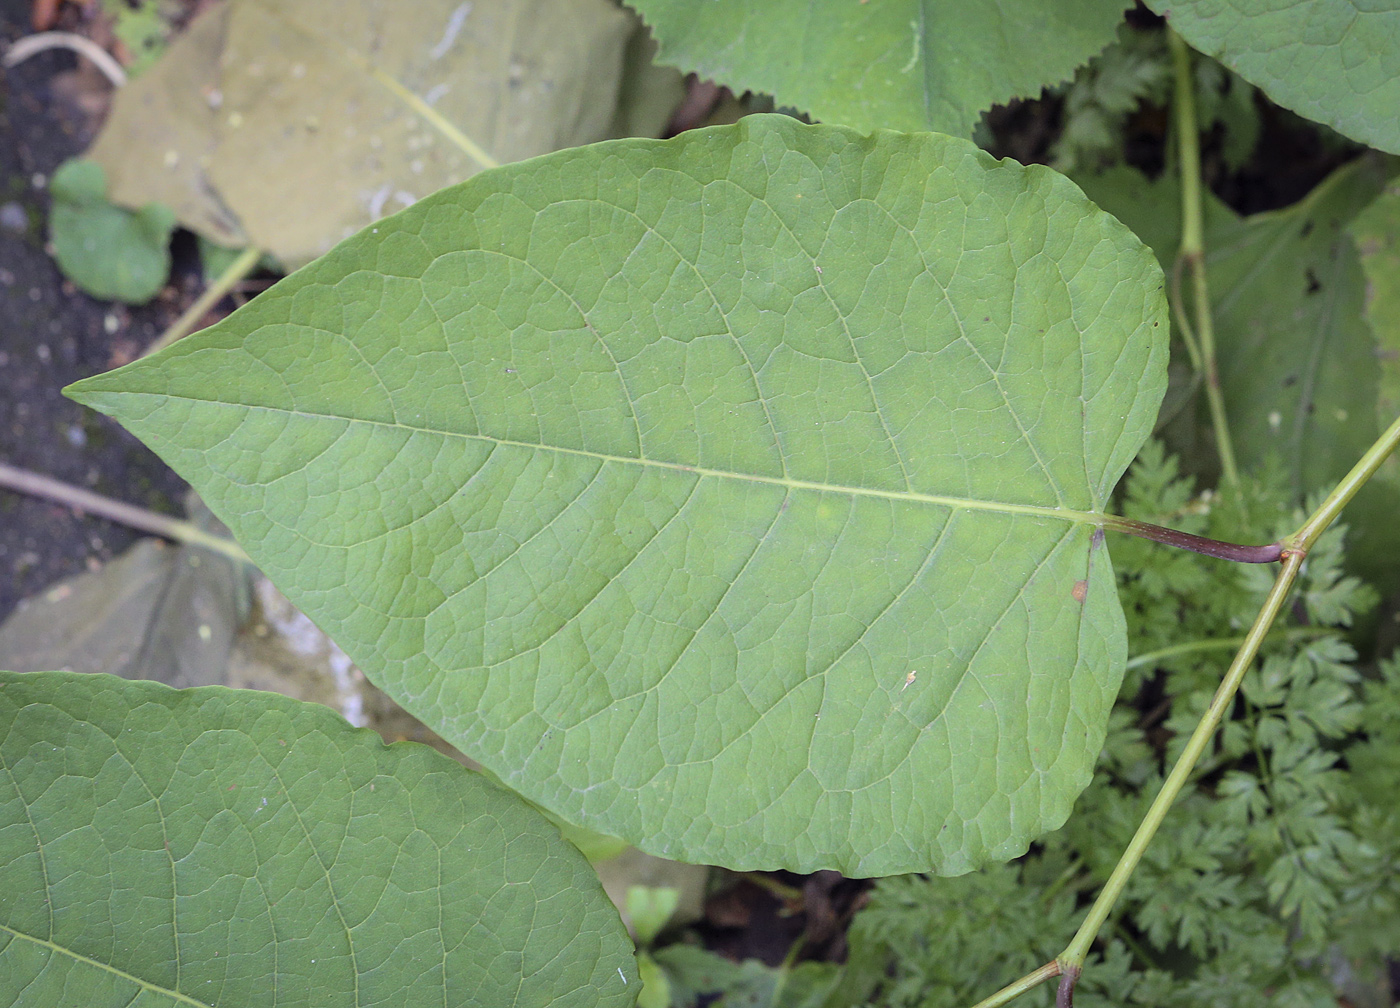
[0,0,192,622]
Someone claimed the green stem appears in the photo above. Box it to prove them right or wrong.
[0,461,251,565]
[1056,550,1303,980]
[1124,626,1333,671]
[967,961,1062,1008]
[1022,409,1400,1005]
[1039,855,1087,906]
[1284,411,1400,553]
[769,929,808,1008]
[1169,29,1239,489]
[1168,257,1204,374]
[143,246,263,358]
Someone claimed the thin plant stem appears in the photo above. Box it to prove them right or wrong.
[972,418,1400,1008]
[967,961,1062,1008]
[143,246,263,358]
[3,31,127,86]
[736,871,804,903]
[768,928,808,1008]
[0,461,250,564]
[1169,29,1239,489]
[1124,625,1333,671]
[1055,550,1303,982]
[1284,411,1400,553]
[1168,257,1204,374]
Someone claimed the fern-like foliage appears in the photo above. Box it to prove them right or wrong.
[830,444,1393,1007]
[1050,25,1258,175]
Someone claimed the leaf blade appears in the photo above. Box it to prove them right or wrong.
[1146,0,1400,154]
[629,0,1131,137]
[0,670,636,1007]
[69,116,1168,875]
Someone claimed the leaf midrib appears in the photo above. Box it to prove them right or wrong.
[0,922,214,1008]
[132,395,1109,526]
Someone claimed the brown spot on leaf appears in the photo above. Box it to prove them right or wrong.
[1071,580,1088,603]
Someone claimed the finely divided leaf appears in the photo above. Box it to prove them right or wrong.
[628,0,1130,137]
[67,115,1168,876]
[0,670,636,1007]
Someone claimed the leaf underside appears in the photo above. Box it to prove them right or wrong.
[0,671,635,1007]
[68,116,1168,876]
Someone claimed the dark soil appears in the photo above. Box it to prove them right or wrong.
[0,0,187,622]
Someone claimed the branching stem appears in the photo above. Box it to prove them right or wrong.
[973,408,1400,1007]
[1284,411,1400,554]
[1055,550,1303,981]
[967,961,1062,1008]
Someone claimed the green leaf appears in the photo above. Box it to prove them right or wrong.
[101,0,170,77]
[48,158,176,304]
[1071,164,1236,272]
[655,945,837,1008]
[1077,160,1400,587]
[628,0,1130,137]
[626,885,680,946]
[88,0,679,268]
[0,670,636,1007]
[1205,159,1400,583]
[0,536,249,687]
[1144,0,1400,154]
[67,115,1169,876]
[1349,179,1400,479]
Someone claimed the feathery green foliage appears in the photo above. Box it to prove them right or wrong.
[1051,24,1258,175]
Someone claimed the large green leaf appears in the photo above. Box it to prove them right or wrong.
[628,0,1130,137]
[1145,0,1400,155]
[1350,179,1400,438]
[1076,160,1385,486]
[67,115,1169,876]
[0,670,635,1007]
[1348,178,1400,590]
[1207,159,1390,497]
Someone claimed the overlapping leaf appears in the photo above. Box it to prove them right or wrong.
[89,0,681,266]
[1146,0,1400,154]
[1204,158,1390,497]
[68,116,1168,876]
[628,0,1130,136]
[0,670,635,1007]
